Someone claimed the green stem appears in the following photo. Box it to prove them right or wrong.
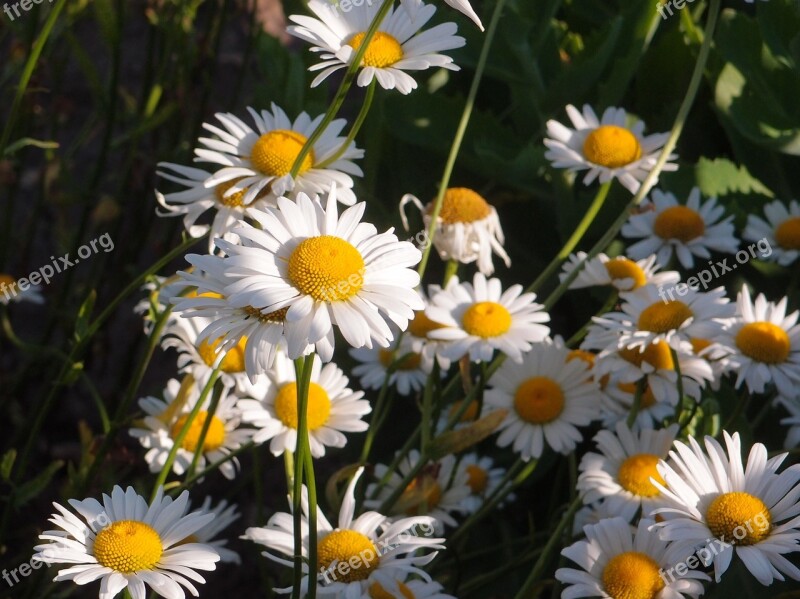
[292,354,316,599]
[565,289,618,347]
[171,441,255,494]
[187,382,223,478]
[316,80,376,169]
[627,378,647,428]
[443,259,459,286]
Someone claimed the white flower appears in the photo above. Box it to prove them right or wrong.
[654,431,800,585]
[349,334,432,396]
[243,467,445,596]
[401,187,510,275]
[358,577,456,598]
[237,352,370,458]
[559,252,679,292]
[600,378,677,431]
[454,453,508,514]
[192,104,363,206]
[288,0,466,94]
[622,187,739,269]
[0,272,44,305]
[743,199,800,266]
[134,274,193,334]
[34,486,219,599]
[400,0,483,31]
[425,272,550,363]
[406,285,453,369]
[484,338,601,460]
[544,104,677,194]
[556,517,707,599]
[185,497,241,564]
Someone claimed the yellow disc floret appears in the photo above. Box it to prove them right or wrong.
[775,216,800,250]
[461,301,512,338]
[250,130,314,177]
[601,551,665,599]
[170,411,227,453]
[513,377,565,424]
[369,581,415,599]
[433,188,492,224]
[736,322,791,364]
[408,310,448,339]
[401,473,442,515]
[93,520,164,573]
[617,454,665,497]
[604,257,647,289]
[637,300,693,333]
[197,336,247,373]
[318,530,380,583]
[273,382,331,430]
[653,206,705,242]
[706,492,772,546]
[582,125,642,168]
[347,31,404,68]
[619,341,675,371]
[466,465,489,494]
[378,349,422,371]
[288,236,365,302]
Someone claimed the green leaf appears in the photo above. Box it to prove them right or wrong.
[0,449,17,481]
[3,137,59,157]
[14,461,64,507]
[74,290,96,342]
[694,157,774,197]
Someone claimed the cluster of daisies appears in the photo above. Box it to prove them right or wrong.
[26,1,800,599]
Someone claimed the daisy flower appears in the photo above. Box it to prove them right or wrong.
[778,398,800,449]
[571,500,618,537]
[543,104,677,195]
[33,485,219,599]
[622,187,739,269]
[406,285,453,369]
[129,378,254,480]
[654,431,800,585]
[600,378,677,431]
[400,187,510,276]
[361,577,456,598]
[237,352,370,458]
[400,0,483,31]
[716,286,800,398]
[0,272,44,305]
[559,252,680,292]
[185,497,241,564]
[577,422,679,523]
[743,199,800,266]
[287,0,466,94]
[193,104,363,206]
[556,517,707,599]
[483,338,600,460]
[455,453,508,514]
[134,274,195,335]
[366,450,471,529]
[425,272,550,363]
[349,334,432,396]
[243,467,445,596]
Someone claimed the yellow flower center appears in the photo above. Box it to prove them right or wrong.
[250,129,314,177]
[690,337,712,354]
[617,382,658,408]
[432,187,492,224]
[617,453,665,497]
[378,348,422,371]
[735,321,791,364]
[461,301,512,338]
[196,336,247,373]
[93,520,164,573]
[653,206,705,242]
[317,530,380,583]
[288,236,365,302]
[213,178,246,207]
[243,305,289,324]
[706,492,772,546]
[602,551,665,599]
[619,341,674,371]
[347,31,404,68]
[604,257,647,289]
[637,300,693,333]
[513,377,565,424]
[466,464,489,494]
[775,216,800,250]
[448,399,479,422]
[170,411,227,452]
[369,581,415,599]
[273,382,331,430]
[567,349,596,368]
[581,125,642,168]
[408,310,448,339]
[401,474,442,515]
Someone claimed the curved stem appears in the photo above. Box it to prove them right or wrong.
[316,80,376,169]
[292,354,316,599]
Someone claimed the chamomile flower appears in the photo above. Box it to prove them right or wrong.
[455,453,507,514]
[577,422,679,523]
[559,252,679,292]
[743,199,800,266]
[544,104,676,195]
[361,577,456,599]
[243,467,445,597]
[400,187,510,275]
[237,352,370,458]
[134,274,194,334]
[484,338,600,460]
[654,431,800,585]
[556,517,707,599]
[288,0,466,94]
[600,378,677,431]
[622,187,739,269]
[716,286,800,398]
[34,486,219,599]
[129,378,254,480]
[365,450,471,529]
[185,497,241,564]
[193,104,363,206]
[779,398,800,449]
[571,500,618,537]
[0,273,44,305]
[400,0,483,31]
[219,189,424,362]
[349,335,432,396]
[406,285,453,369]
[425,272,550,363]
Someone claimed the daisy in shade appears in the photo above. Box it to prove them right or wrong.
[571,500,618,537]
[287,0,466,94]
[243,467,445,597]
[577,422,679,523]
[544,104,676,195]
[183,497,241,564]
[0,272,44,305]
[400,0,483,30]
[600,378,677,431]
[455,453,508,514]
[556,517,707,599]
[219,188,424,362]
[622,187,739,269]
[653,431,800,585]
[362,577,456,598]
[406,285,453,369]
[778,398,800,449]
[559,252,680,292]
[483,338,600,461]
[401,187,510,276]
[425,272,550,363]
[129,378,254,480]
[350,334,432,396]
[716,286,800,399]
[135,274,194,335]
[193,104,363,206]
[237,352,370,458]
[743,199,800,266]
[33,486,219,599]
[366,450,471,530]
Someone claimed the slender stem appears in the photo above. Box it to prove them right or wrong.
[565,289,618,347]
[284,450,295,501]
[171,441,255,494]
[303,445,318,599]
[292,354,316,599]
[317,81,376,169]
[672,346,684,407]
[187,383,223,478]
[420,361,437,453]
[443,259,459,286]
[627,378,646,428]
